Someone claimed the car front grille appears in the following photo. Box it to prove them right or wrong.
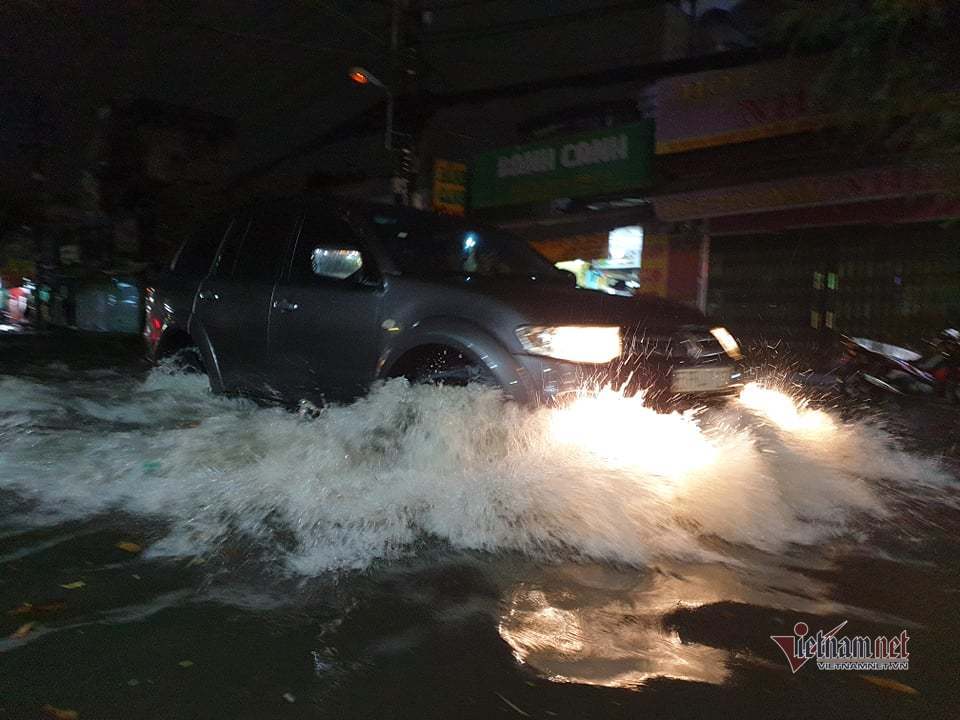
[622,326,728,367]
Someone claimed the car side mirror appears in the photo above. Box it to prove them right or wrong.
[310,245,363,280]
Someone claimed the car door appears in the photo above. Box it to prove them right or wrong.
[270,202,385,403]
[195,201,296,394]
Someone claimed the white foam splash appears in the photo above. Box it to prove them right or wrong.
[0,372,952,574]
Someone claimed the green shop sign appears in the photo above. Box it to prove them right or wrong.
[470,121,654,209]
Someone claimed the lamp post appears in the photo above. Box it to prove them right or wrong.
[347,66,394,151]
[348,64,416,205]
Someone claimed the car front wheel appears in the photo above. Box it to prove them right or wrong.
[405,346,499,389]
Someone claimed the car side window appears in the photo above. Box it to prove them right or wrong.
[289,207,366,283]
[234,205,296,282]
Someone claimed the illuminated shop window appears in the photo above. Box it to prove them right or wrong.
[553,226,644,296]
[606,225,643,268]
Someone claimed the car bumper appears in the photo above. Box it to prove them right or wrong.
[505,354,743,407]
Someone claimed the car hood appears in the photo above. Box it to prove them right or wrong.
[429,275,710,331]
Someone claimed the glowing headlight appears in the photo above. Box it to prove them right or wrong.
[516,325,621,364]
[710,326,742,360]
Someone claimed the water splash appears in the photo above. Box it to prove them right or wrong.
[0,371,952,574]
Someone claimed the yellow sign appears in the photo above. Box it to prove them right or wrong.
[432,159,467,216]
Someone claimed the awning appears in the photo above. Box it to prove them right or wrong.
[708,195,960,236]
[530,233,609,263]
[652,162,960,223]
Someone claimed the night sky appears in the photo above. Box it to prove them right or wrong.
[1,0,746,196]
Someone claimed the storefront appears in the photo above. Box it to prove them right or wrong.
[525,225,645,296]
[652,162,960,341]
[652,59,960,341]
[465,120,704,305]
[703,223,960,343]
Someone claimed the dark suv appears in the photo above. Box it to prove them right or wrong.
[145,194,743,406]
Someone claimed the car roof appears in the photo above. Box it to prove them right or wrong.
[301,193,465,229]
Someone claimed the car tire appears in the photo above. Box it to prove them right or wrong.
[168,345,206,375]
[410,347,498,388]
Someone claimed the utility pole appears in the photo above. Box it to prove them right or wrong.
[386,0,400,153]
[347,0,418,204]
[389,0,414,206]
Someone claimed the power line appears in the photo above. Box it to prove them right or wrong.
[420,0,543,9]
[315,0,388,45]
[152,2,385,57]
[174,20,385,56]
[421,1,662,42]
[229,45,773,186]
[355,0,540,8]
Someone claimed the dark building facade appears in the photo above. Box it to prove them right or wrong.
[650,57,960,343]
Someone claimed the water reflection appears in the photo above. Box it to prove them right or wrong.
[496,553,907,689]
[498,566,732,687]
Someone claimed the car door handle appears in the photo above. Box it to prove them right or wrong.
[198,290,220,301]
[274,298,299,312]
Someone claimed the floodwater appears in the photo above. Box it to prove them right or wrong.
[1,350,959,719]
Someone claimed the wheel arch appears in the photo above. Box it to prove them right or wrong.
[155,326,194,359]
[377,316,532,401]
[156,320,225,393]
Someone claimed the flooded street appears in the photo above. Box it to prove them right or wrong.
[2,337,959,719]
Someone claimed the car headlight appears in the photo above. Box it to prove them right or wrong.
[710,326,742,360]
[516,325,621,364]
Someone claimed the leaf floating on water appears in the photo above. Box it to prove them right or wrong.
[40,705,79,720]
[11,622,34,639]
[8,602,33,615]
[859,675,919,694]
[178,660,194,668]
[115,541,142,553]
[60,581,86,590]
[8,601,66,617]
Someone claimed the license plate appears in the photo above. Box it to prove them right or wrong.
[671,367,732,393]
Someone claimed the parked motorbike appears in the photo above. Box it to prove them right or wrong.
[837,328,960,404]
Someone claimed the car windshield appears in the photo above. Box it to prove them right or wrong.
[368,212,560,278]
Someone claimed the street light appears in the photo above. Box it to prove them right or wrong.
[348,66,393,150]
[348,66,385,89]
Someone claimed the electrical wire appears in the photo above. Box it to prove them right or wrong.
[420,0,661,42]
[174,20,385,56]
[315,0,388,45]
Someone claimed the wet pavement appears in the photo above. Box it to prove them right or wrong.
[1,332,959,719]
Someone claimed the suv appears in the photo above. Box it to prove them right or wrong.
[145,194,743,406]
